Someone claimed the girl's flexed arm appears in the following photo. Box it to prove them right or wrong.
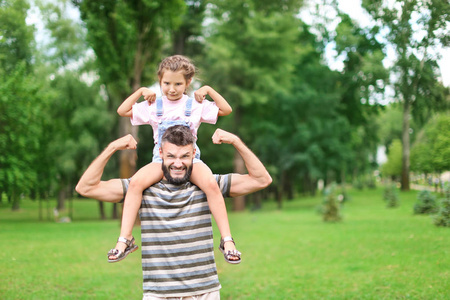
[194,86,232,116]
[117,87,156,117]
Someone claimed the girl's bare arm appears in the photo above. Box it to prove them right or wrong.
[194,86,232,116]
[117,87,156,117]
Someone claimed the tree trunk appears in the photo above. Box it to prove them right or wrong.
[57,182,66,210]
[277,171,286,210]
[285,175,293,200]
[112,203,120,220]
[232,150,246,211]
[173,31,186,55]
[401,98,411,191]
[11,189,20,211]
[232,106,246,211]
[251,192,262,211]
[98,201,106,220]
[117,116,138,220]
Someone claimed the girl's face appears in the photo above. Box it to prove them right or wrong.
[160,70,191,101]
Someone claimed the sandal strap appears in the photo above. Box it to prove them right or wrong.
[220,236,235,249]
[117,236,134,247]
[222,236,234,243]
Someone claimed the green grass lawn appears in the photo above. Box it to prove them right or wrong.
[1,188,449,299]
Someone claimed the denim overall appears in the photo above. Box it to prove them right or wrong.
[151,97,201,163]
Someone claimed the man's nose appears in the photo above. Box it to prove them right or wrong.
[173,158,183,167]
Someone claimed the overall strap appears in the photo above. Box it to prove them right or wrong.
[184,97,193,117]
[156,97,163,117]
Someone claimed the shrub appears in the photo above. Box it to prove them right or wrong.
[413,190,438,214]
[366,177,376,189]
[434,184,450,227]
[340,190,351,204]
[322,183,342,222]
[353,178,364,190]
[383,183,399,208]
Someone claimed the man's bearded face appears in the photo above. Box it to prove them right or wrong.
[162,161,193,184]
[160,143,195,185]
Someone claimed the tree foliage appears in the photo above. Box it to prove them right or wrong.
[434,183,450,227]
[381,139,403,179]
[362,0,450,190]
[73,0,187,184]
[1,0,448,213]
[0,0,41,209]
[411,113,450,174]
[0,0,34,73]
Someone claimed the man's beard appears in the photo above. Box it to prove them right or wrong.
[162,163,193,185]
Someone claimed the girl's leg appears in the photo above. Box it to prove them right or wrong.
[109,162,163,260]
[190,162,240,261]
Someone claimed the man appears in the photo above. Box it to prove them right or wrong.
[76,126,272,299]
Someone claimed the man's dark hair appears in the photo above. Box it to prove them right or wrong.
[161,125,195,146]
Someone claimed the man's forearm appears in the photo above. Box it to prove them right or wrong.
[76,134,136,201]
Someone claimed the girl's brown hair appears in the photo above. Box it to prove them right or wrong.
[157,55,196,83]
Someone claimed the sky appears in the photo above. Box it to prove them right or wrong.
[299,0,450,88]
[335,0,450,87]
[26,0,449,88]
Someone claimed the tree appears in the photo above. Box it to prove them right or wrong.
[73,0,186,183]
[333,12,389,181]
[171,0,207,57]
[31,0,114,214]
[381,139,402,180]
[377,104,405,151]
[0,64,43,210]
[202,0,303,210]
[253,23,351,206]
[0,0,34,74]
[411,113,450,175]
[362,0,450,190]
[0,0,42,210]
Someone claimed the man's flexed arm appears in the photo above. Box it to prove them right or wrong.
[212,129,272,197]
[75,135,137,203]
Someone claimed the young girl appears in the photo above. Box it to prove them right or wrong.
[108,55,241,264]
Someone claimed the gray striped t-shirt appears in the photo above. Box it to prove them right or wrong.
[121,174,231,298]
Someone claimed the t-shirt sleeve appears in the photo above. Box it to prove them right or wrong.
[131,101,151,125]
[214,174,232,198]
[200,100,219,125]
[120,179,130,203]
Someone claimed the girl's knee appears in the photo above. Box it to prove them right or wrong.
[201,177,221,193]
[128,177,148,191]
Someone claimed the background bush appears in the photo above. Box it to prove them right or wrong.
[383,183,400,208]
[414,190,438,214]
[434,184,450,227]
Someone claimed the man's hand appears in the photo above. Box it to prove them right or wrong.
[212,129,238,145]
[142,88,156,104]
[110,134,137,151]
